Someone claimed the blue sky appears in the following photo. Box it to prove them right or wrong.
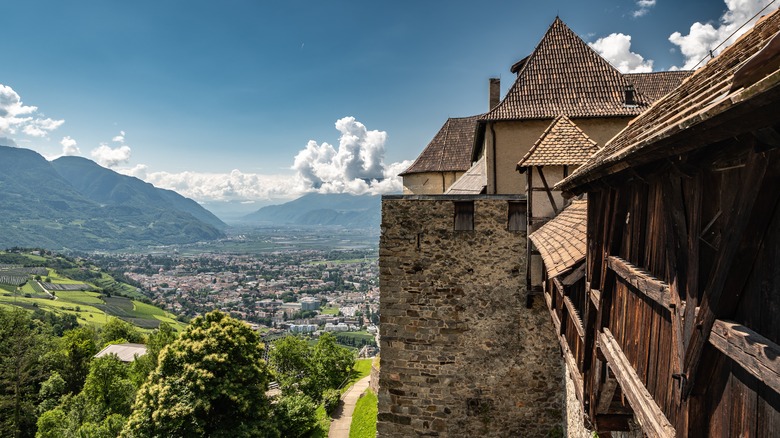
[0,0,775,212]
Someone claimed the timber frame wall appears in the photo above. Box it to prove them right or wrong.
[569,140,780,437]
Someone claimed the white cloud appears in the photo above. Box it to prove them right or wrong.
[590,33,654,73]
[0,83,64,140]
[292,116,405,195]
[91,143,132,167]
[116,117,408,203]
[60,136,81,156]
[670,0,780,70]
[112,130,125,143]
[633,0,656,17]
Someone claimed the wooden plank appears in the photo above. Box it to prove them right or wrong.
[535,166,559,215]
[596,375,619,414]
[608,256,671,309]
[709,320,780,396]
[590,288,601,311]
[564,295,586,339]
[600,328,676,437]
[684,148,780,398]
[561,333,585,404]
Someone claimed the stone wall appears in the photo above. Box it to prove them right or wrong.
[378,195,563,437]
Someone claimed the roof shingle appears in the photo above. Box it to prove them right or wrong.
[485,18,690,121]
[560,10,780,191]
[528,199,587,278]
[400,116,479,175]
[517,115,599,168]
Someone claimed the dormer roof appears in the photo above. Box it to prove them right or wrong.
[400,116,479,176]
[517,115,599,168]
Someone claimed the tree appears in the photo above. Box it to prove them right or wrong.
[121,311,277,437]
[129,323,177,387]
[0,308,50,438]
[57,326,98,394]
[99,318,144,348]
[311,332,354,391]
[272,393,317,438]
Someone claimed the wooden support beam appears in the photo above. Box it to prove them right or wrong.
[684,148,780,397]
[564,296,585,339]
[599,329,676,437]
[536,166,560,215]
[561,333,585,404]
[590,288,601,311]
[596,375,619,414]
[595,414,633,432]
[607,256,671,308]
[709,320,780,395]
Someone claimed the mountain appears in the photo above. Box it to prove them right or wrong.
[51,156,225,230]
[242,193,381,228]
[0,145,225,250]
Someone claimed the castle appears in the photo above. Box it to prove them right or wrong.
[379,11,780,437]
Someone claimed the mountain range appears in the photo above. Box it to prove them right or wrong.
[0,145,225,250]
[242,193,381,228]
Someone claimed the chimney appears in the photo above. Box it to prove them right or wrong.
[624,84,636,106]
[489,78,500,110]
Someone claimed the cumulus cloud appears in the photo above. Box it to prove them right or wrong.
[590,33,654,73]
[633,0,656,17]
[117,117,408,203]
[0,83,64,140]
[91,143,132,167]
[670,0,779,70]
[292,116,406,195]
[112,131,125,143]
[60,136,81,156]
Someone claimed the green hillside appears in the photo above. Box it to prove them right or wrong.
[0,250,185,331]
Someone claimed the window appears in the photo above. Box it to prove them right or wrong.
[453,201,474,231]
[507,201,526,231]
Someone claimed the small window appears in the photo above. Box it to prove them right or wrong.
[453,201,474,231]
[507,201,526,231]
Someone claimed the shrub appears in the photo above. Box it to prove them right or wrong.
[323,388,341,415]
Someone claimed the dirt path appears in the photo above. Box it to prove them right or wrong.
[328,375,371,438]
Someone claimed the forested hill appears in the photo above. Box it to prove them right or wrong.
[0,145,225,250]
[242,193,381,228]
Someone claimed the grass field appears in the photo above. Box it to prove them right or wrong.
[349,389,377,438]
[321,305,340,315]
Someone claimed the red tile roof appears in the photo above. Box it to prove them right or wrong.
[528,199,588,278]
[400,116,479,175]
[559,9,780,192]
[517,115,599,168]
[625,71,693,102]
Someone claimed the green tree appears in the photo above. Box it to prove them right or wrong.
[312,332,354,391]
[122,311,277,437]
[37,372,66,415]
[129,323,177,387]
[81,355,135,421]
[0,308,50,438]
[57,326,98,394]
[273,393,317,438]
[99,318,144,348]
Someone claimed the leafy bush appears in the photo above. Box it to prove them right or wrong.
[273,393,318,438]
[323,388,341,415]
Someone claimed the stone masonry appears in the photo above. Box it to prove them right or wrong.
[378,195,563,437]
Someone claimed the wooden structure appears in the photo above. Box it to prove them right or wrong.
[555,10,780,437]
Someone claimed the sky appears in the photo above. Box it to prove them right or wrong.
[0,0,777,216]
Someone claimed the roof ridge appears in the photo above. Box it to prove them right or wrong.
[517,115,599,168]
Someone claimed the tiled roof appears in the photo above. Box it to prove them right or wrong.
[517,115,599,168]
[560,10,780,192]
[446,156,486,194]
[94,343,148,362]
[400,116,479,176]
[528,199,587,278]
[485,18,649,120]
[625,71,693,102]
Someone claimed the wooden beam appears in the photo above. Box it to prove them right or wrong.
[607,256,671,308]
[590,288,601,311]
[596,375,619,414]
[600,329,676,437]
[564,295,586,339]
[535,166,560,215]
[683,148,780,397]
[595,414,633,432]
[561,333,585,404]
[709,320,780,395]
